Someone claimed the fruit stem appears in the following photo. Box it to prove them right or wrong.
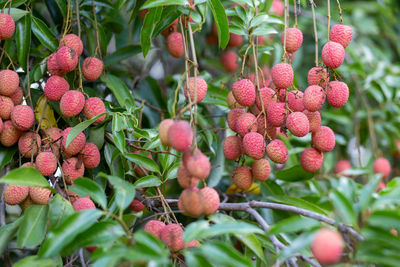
[293,0,298,28]
[336,0,343,23]
[310,0,318,66]
[91,0,102,59]
[281,0,289,62]
[327,0,331,39]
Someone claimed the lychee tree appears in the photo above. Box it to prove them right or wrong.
[0,0,399,266]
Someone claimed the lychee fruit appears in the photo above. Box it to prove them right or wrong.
[223,135,242,161]
[183,149,211,180]
[60,90,85,117]
[20,196,34,210]
[232,166,253,190]
[44,75,70,101]
[201,187,220,215]
[257,114,276,140]
[3,185,29,205]
[311,228,343,265]
[321,41,345,69]
[286,112,310,137]
[329,24,352,48]
[271,0,284,16]
[307,67,329,88]
[334,160,351,177]
[242,132,265,160]
[179,188,204,217]
[300,147,324,172]
[0,96,14,120]
[159,119,174,147]
[271,63,293,89]
[312,126,335,152]
[256,87,277,111]
[73,197,96,211]
[0,120,21,147]
[227,91,243,109]
[35,151,57,176]
[177,163,199,188]
[129,199,144,212]
[166,32,184,58]
[266,139,288,164]
[144,220,166,239]
[372,157,391,179]
[303,110,321,133]
[42,127,62,156]
[56,46,79,72]
[184,77,208,103]
[63,157,85,184]
[21,162,35,168]
[18,132,41,158]
[0,13,15,40]
[47,52,66,76]
[82,57,104,81]
[62,127,86,156]
[232,79,256,107]
[11,105,34,131]
[287,90,305,112]
[167,120,193,152]
[326,81,349,108]
[11,86,23,105]
[281,27,303,53]
[0,118,3,134]
[303,85,326,112]
[228,33,243,47]
[79,142,100,169]
[235,112,257,137]
[83,97,106,123]
[252,159,270,182]
[29,186,51,205]
[161,19,178,37]
[160,223,185,252]
[227,108,245,132]
[186,240,201,248]
[131,151,152,176]
[0,70,19,96]
[267,102,287,127]
[59,33,83,56]
[221,51,238,72]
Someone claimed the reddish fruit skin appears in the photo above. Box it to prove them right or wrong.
[47,52,66,76]
[30,187,51,205]
[167,120,193,152]
[44,75,69,101]
[0,96,14,120]
[0,13,15,40]
[131,151,152,176]
[311,229,343,265]
[256,87,277,111]
[129,199,144,212]
[329,24,352,48]
[271,63,293,89]
[11,87,23,105]
[303,85,326,112]
[35,152,57,176]
[180,188,204,217]
[79,142,100,169]
[281,28,303,53]
[11,105,34,131]
[228,33,243,47]
[3,185,29,205]
[0,70,19,96]
[184,149,211,180]
[43,127,62,156]
[303,110,321,132]
[227,91,243,109]
[60,90,85,117]
[0,120,21,147]
[322,41,345,69]
[83,97,106,123]
[62,127,86,156]
[160,224,185,252]
[267,102,287,127]
[334,160,351,177]
[145,220,166,239]
[63,157,85,184]
[271,0,284,16]
[227,108,245,132]
[184,77,208,103]
[266,139,288,164]
[252,159,270,182]
[373,157,391,179]
[221,51,238,72]
[242,132,266,160]
[223,136,242,161]
[161,19,178,37]
[312,126,335,152]
[177,163,199,188]
[286,112,310,137]
[159,119,174,147]
[73,197,96,211]
[232,166,253,190]
[186,240,201,248]
[59,33,83,56]
[166,32,184,58]
[0,118,3,134]
[326,81,349,108]
[201,187,220,215]
[307,67,329,88]
[257,114,276,140]
[56,46,79,72]
[300,147,324,172]
[18,132,41,158]
[82,57,104,81]
[287,90,304,112]
[235,112,257,137]
[232,79,256,107]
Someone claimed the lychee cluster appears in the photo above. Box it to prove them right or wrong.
[3,184,51,208]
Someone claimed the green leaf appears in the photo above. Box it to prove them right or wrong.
[31,16,58,51]
[200,222,264,239]
[0,217,22,254]
[329,189,357,226]
[141,0,188,9]
[48,194,75,231]
[183,251,213,267]
[16,14,31,71]
[124,153,160,173]
[184,220,210,242]
[101,74,134,107]
[65,113,106,148]
[70,178,107,209]
[0,145,17,170]
[17,205,49,248]
[357,175,380,213]
[199,241,251,266]
[133,175,161,188]
[100,174,136,211]
[279,231,316,260]
[266,195,328,216]
[0,167,50,188]
[8,8,28,21]
[207,0,229,49]
[140,6,163,57]
[269,216,321,234]
[368,210,400,230]
[234,233,266,263]
[14,256,57,267]
[275,165,314,182]
[103,45,142,66]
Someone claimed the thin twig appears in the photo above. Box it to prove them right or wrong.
[310,0,318,66]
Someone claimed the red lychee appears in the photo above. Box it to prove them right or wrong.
[271,0,284,16]
[179,188,204,217]
[300,147,323,172]
[232,166,253,190]
[303,85,326,112]
[311,228,343,265]
[44,75,70,102]
[183,149,211,180]
[79,142,100,169]
[47,52,66,76]
[223,135,242,161]
[266,139,288,164]
[167,120,193,152]
[329,24,352,48]
[161,19,178,37]
[177,163,199,188]
[30,186,51,205]
[221,51,238,72]
[56,46,79,72]
[166,32,184,58]
[281,27,303,53]
[159,119,174,147]
[11,105,34,131]
[144,220,166,239]
[0,120,21,147]
[312,126,335,152]
[334,160,351,177]
[160,223,185,252]
[286,112,309,137]
[267,102,287,127]
[73,197,96,211]
[18,132,41,158]
[303,110,321,132]
[252,158,270,182]
[322,41,345,69]
[35,151,57,176]
[228,33,243,47]
[232,79,256,107]
[235,112,257,137]
[62,127,86,156]
[60,90,85,117]
[307,67,329,88]
[201,187,220,215]
[227,108,245,132]
[0,13,15,40]
[242,132,266,160]
[0,96,13,120]
[59,33,83,56]
[63,157,85,184]
[257,114,277,140]
[271,63,293,89]
[83,97,106,123]
[184,77,208,103]
[256,87,277,111]
[372,157,391,179]
[129,199,144,212]
[11,86,23,105]
[227,91,243,109]
[82,57,104,81]
[0,118,3,134]
[0,70,19,96]
[3,185,29,205]
[42,127,62,156]
[326,81,349,108]
[287,90,304,112]
[186,240,201,248]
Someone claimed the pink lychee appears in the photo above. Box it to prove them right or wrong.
[266,139,288,164]
[0,13,15,40]
[60,90,85,117]
[79,142,100,169]
[242,132,265,160]
[10,105,35,131]
[82,57,104,81]
[267,102,287,127]
[329,24,352,48]
[271,63,293,89]
[252,158,270,182]
[303,110,321,133]
[303,85,326,112]
[63,157,85,184]
[255,87,277,111]
[223,135,242,161]
[56,46,79,72]
[227,108,245,132]
[312,126,335,152]
[0,96,14,120]
[334,160,351,177]
[18,132,41,158]
[166,32,184,58]
[44,75,70,102]
[281,28,303,53]
[286,112,309,137]
[0,70,19,96]
[47,52,66,76]
[83,97,106,123]
[287,90,304,112]
[184,77,208,103]
[35,151,57,176]
[321,41,345,69]
[326,81,349,108]
[311,228,343,265]
[300,147,324,172]
[59,33,83,56]
[221,51,238,72]
[0,120,21,147]
[307,67,329,88]
[232,79,256,107]
[372,157,391,179]
[235,112,257,137]
[61,127,87,156]
[167,120,193,152]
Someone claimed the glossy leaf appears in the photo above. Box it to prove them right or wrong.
[31,16,58,51]
[17,205,49,248]
[0,167,50,188]
[70,178,107,209]
[15,14,31,71]
[65,113,106,148]
[207,0,229,49]
[124,153,160,173]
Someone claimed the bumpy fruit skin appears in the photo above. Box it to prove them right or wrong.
[0,118,3,133]
[159,119,174,146]
[73,197,96,211]
[201,187,220,215]
[312,126,335,152]
[47,52,66,76]
[60,90,85,117]
[232,166,253,190]
[232,79,256,107]
[20,196,34,210]
[186,240,201,248]
[227,108,245,132]
[228,33,243,47]
[326,81,349,108]
[272,0,284,16]
[43,127,62,156]
[281,28,303,53]
[256,87,277,111]
[0,96,14,120]
[235,112,257,137]
[166,32,184,58]
[145,220,166,239]
[227,91,243,109]
[223,135,242,161]
[329,24,352,48]
[3,185,29,205]
[0,13,15,40]
[79,142,100,169]
[184,149,211,180]
[83,97,106,123]
[35,152,57,176]
[242,132,265,160]
[311,228,343,265]
[11,105,34,131]
[221,51,238,72]
[59,33,83,56]
[180,188,204,217]
[160,224,185,252]
[322,41,345,69]
[300,147,324,172]
[44,75,70,101]
[56,46,79,72]
[303,85,326,112]
[303,110,321,133]
[82,57,104,81]
[30,187,51,205]
[266,139,288,164]
[252,159,270,182]
[129,199,144,212]
[0,120,21,147]
[257,114,276,140]
[287,90,304,112]
[334,160,351,177]
[308,67,329,87]
[271,63,293,89]
[177,163,199,188]
[184,77,208,103]
[18,132,41,158]
[267,102,287,127]
[63,157,85,184]
[11,86,23,105]
[0,70,19,96]
[167,120,193,152]
[62,127,86,156]
[372,157,391,179]
[286,112,310,137]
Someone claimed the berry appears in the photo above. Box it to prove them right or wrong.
[201,187,220,215]
[56,46,79,72]
[63,157,85,184]
[267,102,287,127]
[0,120,21,147]
[286,112,309,137]
[0,13,15,40]
[232,166,253,190]
[11,105,34,131]
[227,91,243,109]
[167,120,193,152]
[221,51,238,72]
[160,224,185,252]
[372,157,391,179]
[271,0,284,16]
[257,114,276,140]
[281,27,303,53]
[0,118,2,133]
[235,112,257,137]
[83,97,106,123]
[311,228,343,265]
[131,151,152,176]
[223,136,242,161]
[227,108,245,132]
[252,159,270,182]
[82,57,104,81]
[3,185,29,205]
[47,52,66,76]
[73,197,96,211]
[271,63,293,89]
[129,199,144,212]
[307,67,329,87]
[44,75,70,101]
[266,139,288,164]
[232,79,256,107]
[321,41,345,69]
[20,196,34,210]
[303,85,326,112]
[0,70,19,96]
[242,132,265,160]
[79,142,100,169]
[10,87,23,105]
[42,127,62,156]
[35,152,57,176]
[179,188,204,217]
[59,33,83,56]
[303,110,321,132]
[326,81,349,108]
[30,187,51,205]
[228,33,243,47]
[161,19,178,37]
[18,132,41,158]
[300,148,323,172]
[186,240,201,248]
[166,32,184,58]
[256,87,277,111]
[183,149,211,180]
[60,90,85,117]
[312,126,335,152]
[177,163,199,188]
[287,90,305,112]
[184,77,208,103]
[62,127,86,156]
[329,24,352,48]
[159,119,174,147]
[334,160,351,177]
[0,96,13,120]
[145,220,166,239]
